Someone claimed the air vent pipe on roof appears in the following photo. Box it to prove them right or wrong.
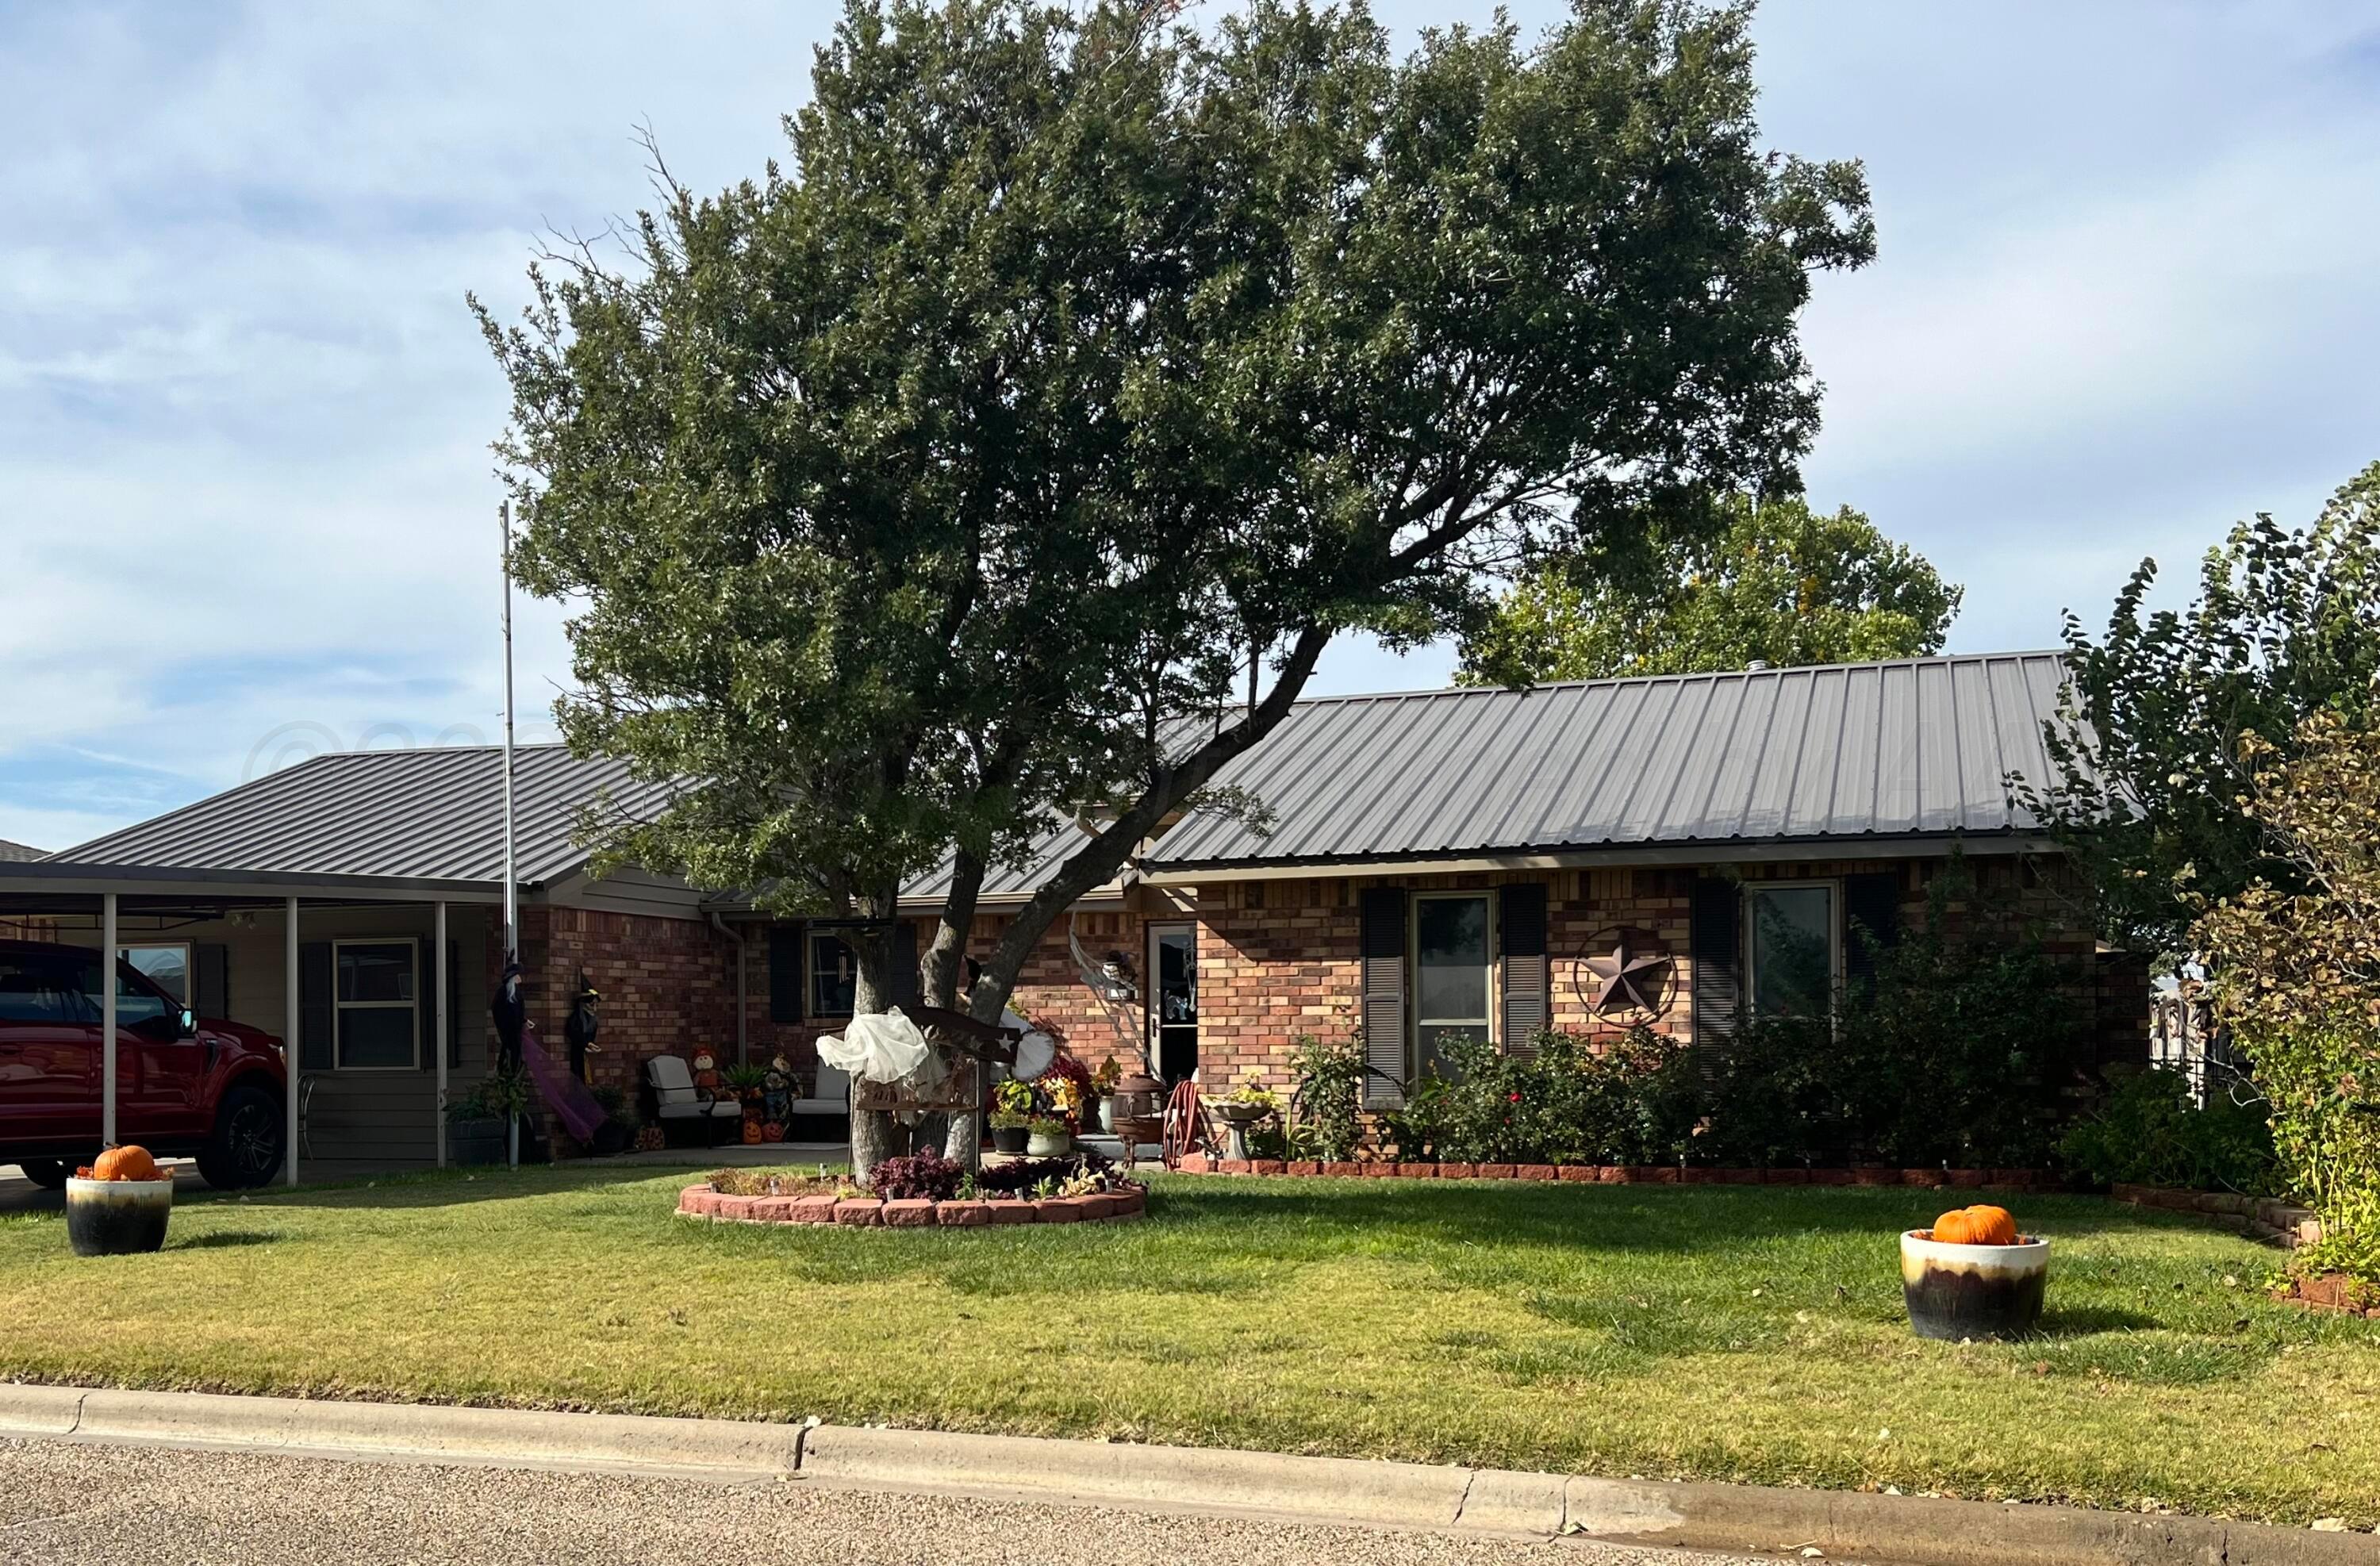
[1745,659,1771,671]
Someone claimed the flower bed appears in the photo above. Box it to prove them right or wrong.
[1171,1154,2055,1189]
[678,1181,1146,1227]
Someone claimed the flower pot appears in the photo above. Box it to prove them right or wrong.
[991,1124,1030,1154]
[1098,1097,1117,1134]
[450,1114,509,1167]
[65,1176,173,1257]
[1026,1127,1073,1157]
[1900,1229,2050,1341]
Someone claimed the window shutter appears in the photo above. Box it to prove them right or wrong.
[1499,882,1549,1057]
[891,920,920,1006]
[1687,878,1741,1070]
[1360,887,1407,1107]
[194,942,229,1021]
[419,939,437,1072]
[447,938,464,1069]
[768,924,804,1023]
[299,941,333,1071]
[1843,872,1900,996]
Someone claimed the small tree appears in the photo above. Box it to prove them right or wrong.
[2020,461,2380,960]
[2195,714,2380,1279]
[1457,494,1960,684]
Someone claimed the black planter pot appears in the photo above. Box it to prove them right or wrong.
[991,1124,1030,1154]
[449,1115,509,1167]
[65,1177,172,1256]
[589,1122,633,1157]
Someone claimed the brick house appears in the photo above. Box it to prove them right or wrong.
[0,652,2147,1175]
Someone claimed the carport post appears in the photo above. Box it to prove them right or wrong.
[285,896,300,1188]
[434,900,448,1167]
[101,892,118,1146]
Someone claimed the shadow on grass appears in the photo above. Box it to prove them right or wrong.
[171,1230,284,1250]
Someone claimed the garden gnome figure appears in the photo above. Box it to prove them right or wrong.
[562,973,601,1084]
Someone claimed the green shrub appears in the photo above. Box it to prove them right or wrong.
[1383,1027,1696,1166]
[1286,1034,1371,1163]
[2056,1067,2277,1193]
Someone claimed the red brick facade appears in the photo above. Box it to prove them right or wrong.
[502,849,2149,1146]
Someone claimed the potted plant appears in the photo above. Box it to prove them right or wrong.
[584,1084,640,1157]
[1092,1055,1123,1133]
[1025,1114,1073,1157]
[448,1065,531,1167]
[65,1145,174,1257]
[989,1079,1035,1153]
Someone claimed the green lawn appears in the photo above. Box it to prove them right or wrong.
[2,1165,2373,1526]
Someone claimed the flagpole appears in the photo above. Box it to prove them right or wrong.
[500,499,520,1169]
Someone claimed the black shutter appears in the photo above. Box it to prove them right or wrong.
[1499,882,1549,1057]
[299,941,333,1071]
[890,920,919,1006]
[194,942,229,1021]
[1843,872,1901,996]
[1360,887,1407,1107]
[447,938,464,1069]
[419,938,437,1072]
[1688,878,1741,1069]
[768,924,805,1023]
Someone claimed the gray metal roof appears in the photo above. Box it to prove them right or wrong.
[1145,652,2075,869]
[900,815,1112,906]
[0,839,44,862]
[54,745,674,888]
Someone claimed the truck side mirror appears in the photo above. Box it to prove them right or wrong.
[178,1007,198,1039]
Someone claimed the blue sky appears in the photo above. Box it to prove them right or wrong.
[4,0,2377,850]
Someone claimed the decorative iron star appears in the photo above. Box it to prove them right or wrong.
[1583,933,1671,1015]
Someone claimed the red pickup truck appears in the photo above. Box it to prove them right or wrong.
[0,938,288,1189]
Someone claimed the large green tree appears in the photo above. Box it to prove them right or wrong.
[2017,460,2380,961]
[1456,494,1960,684]
[480,0,1873,1173]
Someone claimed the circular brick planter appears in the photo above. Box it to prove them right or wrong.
[679,1183,1147,1229]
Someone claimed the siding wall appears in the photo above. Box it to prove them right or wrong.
[51,903,496,1167]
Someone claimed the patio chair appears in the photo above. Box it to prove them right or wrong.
[783,1061,850,1132]
[643,1054,742,1148]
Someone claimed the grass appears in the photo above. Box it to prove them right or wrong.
[1,1165,2374,1526]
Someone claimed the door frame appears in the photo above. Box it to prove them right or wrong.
[1146,920,1198,1084]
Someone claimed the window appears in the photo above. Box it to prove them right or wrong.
[1412,892,1494,1077]
[118,942,190,1029]
[808,931,857,1017]
[1746,882,1836,1019]
[334,939,417,1069]
[0,951,86,1024]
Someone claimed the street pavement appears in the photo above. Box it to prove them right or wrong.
[0,1438,1797,1566]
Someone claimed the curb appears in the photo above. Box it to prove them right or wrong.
[2,1385,2370,1564]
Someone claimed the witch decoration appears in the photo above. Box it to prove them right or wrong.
[563,973,601,1084]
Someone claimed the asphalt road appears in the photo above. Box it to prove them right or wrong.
[0,1438,1796,1566]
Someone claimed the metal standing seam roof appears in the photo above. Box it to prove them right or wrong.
[1142,652,2079,869]
[52,744,676,887]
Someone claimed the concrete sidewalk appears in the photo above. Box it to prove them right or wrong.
[1,1385,2369,1565]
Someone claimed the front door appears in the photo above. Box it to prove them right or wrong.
[1148,923,1197,1089]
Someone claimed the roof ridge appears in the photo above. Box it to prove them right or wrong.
[1293,649,2068,708]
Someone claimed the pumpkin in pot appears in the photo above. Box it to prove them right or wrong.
[1930,1203,2019,1246]
[93,1145,159,1183]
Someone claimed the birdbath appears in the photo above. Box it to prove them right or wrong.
[1203,1100,1270,1162]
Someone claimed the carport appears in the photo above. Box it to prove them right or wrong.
[0,859,501,1185]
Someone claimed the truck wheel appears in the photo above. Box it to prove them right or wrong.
[14,1158,70,1191]
[196,1084,285,1189]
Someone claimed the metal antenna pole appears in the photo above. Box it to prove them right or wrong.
[500,500,520,1170]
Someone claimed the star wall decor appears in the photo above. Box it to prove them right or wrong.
[1573,926,1676,1023]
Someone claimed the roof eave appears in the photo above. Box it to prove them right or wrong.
[1138,830,2058,884]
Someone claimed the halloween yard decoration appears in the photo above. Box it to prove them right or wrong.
[563,974,601,1084]
[1901,1204,2049,1341]
[66,1145,173,1256]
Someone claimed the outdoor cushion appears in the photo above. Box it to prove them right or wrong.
[646,1054,739,1120]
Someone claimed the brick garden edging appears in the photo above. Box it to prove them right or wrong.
[2109,1182,2324,1248]
[1170,1156,2056,1190]
[678,1183,1146,1229]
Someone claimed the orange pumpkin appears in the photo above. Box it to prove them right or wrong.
[1930,1203,2018,1246]
[93,1145,159,1183]
[1964,1203,2018,1246]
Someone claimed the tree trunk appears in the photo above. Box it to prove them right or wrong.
[934,848,988,1169]
[846,897,904,1183]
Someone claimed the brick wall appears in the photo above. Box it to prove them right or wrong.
[513,905,739,1100]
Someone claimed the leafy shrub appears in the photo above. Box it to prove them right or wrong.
[2056,1067,2276,1193]
[868,1151,965,1200]
[1384,1027,1697,1165]
[1287,1034,1372,1163]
